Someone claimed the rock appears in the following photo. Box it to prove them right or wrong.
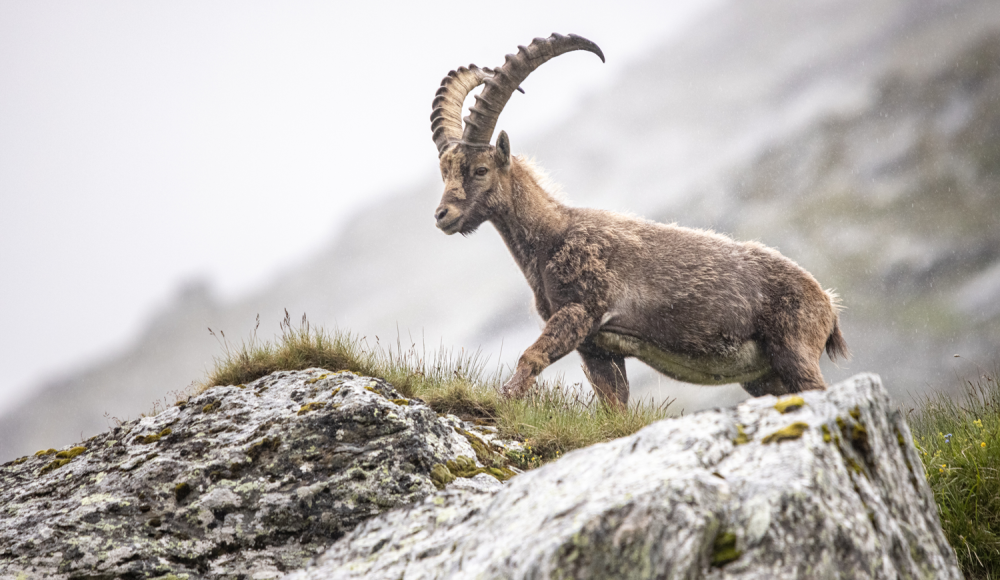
[0,369,487,579]
[285,374,961,579]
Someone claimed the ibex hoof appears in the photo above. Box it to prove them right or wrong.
[499,382,520,399]
[501,369,533,399]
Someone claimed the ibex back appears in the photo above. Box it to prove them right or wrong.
[430,33,848,408]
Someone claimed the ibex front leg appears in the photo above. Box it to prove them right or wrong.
[502,303,594,399]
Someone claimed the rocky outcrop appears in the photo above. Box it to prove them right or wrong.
[0,369,502,580]
[286,374,961,579]
[0,371,962,579]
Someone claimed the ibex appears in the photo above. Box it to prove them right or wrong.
[431,33,847,408]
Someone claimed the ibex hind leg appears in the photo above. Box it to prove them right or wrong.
[580,348,629,409]
[764,339,826,394]
[742,373,791,397]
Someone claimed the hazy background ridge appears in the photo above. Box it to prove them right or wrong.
[3,0,1000,461]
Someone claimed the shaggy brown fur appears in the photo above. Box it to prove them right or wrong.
[431,34,847,408]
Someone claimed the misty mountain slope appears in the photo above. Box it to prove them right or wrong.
[249,183,534,342]
[4,0,1000,461]
[694,30,1000,391]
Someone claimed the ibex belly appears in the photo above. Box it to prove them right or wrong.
[594,331,771,385]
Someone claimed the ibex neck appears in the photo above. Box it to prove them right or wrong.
[490,160,568,273]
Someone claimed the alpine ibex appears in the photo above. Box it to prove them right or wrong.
[430,33,847,408]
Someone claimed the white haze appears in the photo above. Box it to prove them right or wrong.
[0,1,718,411]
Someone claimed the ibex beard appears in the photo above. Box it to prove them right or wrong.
[430,34,848,409]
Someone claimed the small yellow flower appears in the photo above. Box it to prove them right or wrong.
[982,442,987,448]
[974,419,983,428]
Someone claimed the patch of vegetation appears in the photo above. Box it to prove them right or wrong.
[505,443,546,471]
[774,395,805,414]
[135,428,172,445]
[429,455,514,489]
[55,446,87,459]
[911,369,1000,579]
[732,424,749,446]
[761,422,809,444]
[197,312,673,466]
[490,384,672,461]
[297,402,326,415]
[174,482,191,502]
[711,530,742,567]
[38,446,87,475]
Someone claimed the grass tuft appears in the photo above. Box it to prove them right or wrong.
[197,312,673,465]
[492,382,673,460]
[911,368,1000,579]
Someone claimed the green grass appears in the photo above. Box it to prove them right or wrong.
[911,369,1000,579]
[197,312,673,467]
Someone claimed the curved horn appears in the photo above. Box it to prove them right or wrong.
[462,33,605,146]
[430,65,495,156]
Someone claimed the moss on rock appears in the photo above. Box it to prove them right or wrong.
[174,482,191,502]
[711,531,742,566]
[431,463,456,489]
[774,395,806,414]
[297,402,326,415]
[136,429,172,445]
[55,446,87,459]
[733,424,750,445]
[762,422,809,444]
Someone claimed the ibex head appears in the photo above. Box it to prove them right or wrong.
[430,34,604,235]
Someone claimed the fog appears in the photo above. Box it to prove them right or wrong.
[0,1,715,411]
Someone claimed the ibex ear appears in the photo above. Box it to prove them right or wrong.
[495,130,511,170]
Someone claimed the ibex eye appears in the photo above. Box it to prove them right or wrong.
[475,167,488,176]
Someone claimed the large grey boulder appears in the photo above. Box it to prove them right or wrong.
[286,374,961,579]
[0,369,489,580]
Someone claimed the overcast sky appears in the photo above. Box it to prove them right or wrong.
[0,1,720,409]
